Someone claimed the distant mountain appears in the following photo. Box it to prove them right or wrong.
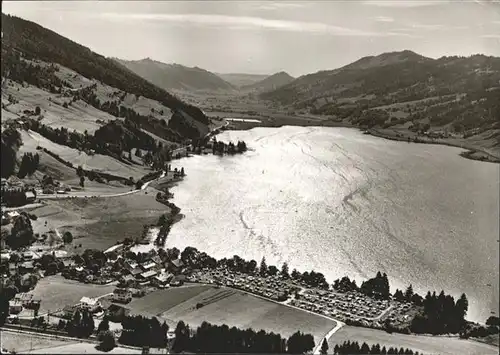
[216,73,269,88]
[1,13,209,138]
[241,71,295,93]
[115,58,235,92]
[261,51,500,138]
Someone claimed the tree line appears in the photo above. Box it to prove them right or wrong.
[172,320,315,354]
[1,126,22,178]
[178,246,329,289]
[410,291,468,335]
[211,137,248,155]
[119,314,170,348]
[333,340,421,355]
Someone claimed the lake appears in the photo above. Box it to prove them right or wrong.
[166,126,499,323]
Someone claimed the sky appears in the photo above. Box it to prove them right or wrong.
[3,1,500,77]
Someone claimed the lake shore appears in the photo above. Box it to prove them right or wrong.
[364,128,500,164]
[223,118,499,164]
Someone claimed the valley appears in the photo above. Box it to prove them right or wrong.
[1,7,499,355]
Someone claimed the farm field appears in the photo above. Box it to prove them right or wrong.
[18,129,148,180]
[328,325,498,355]
[29,276,116,314]
[128,284,336,346]
[2,80,117,134]
[29,188,169,251]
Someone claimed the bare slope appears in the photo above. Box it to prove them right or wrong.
[115,58,236,92]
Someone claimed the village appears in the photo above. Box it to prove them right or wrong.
[1,227,418,335]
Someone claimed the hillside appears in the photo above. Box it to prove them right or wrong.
[216,73,270,88]
[0,13,214,182]
[241,71,295,93]
[115,58,236,92]
[261,51,500,146]
[1,13,209,134]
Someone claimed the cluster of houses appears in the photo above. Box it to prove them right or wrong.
[1,249,46,280]
[1,177,37,207]
[8,292,41,316]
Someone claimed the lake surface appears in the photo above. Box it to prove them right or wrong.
[166,126,499,323]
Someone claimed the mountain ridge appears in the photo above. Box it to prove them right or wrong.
[241,71,295,93]
[1,13,209,133]
[114,57,236,92]
[261,50,500,144]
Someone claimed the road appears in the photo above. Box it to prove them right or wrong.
[36,171,165,200]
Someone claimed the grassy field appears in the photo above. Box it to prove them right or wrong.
[29,276,116,314]
[127,285,211,318]
[30,188,169,251]
[328,325,498,355]
[128,284,336,346]
[28,342,142,354]
[0,330,141,354]
[0,330,77,353]
[19,130,148,180]
[3,80,117,134]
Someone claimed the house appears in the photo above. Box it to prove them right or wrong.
[138,270,157,282]
[0,253,10,262]
[170,275,186,287]
[152,273,173,288]
[63,304,79,319]
[62,259,75,269]
[120,274,136,287]
[19,261,34,273]
[79,296,101,313]
[168,259,185,273]
[9,299,23,314]
[8,262,17,274]
[130,267,143,278]
[104,244,124,255]
[25,191,36,203]
[140,261,157,272]
[124,261,138,271]
[22,251,41,261]
[151,256,162,265]
[106,304,131,323]
[112,288,132,304]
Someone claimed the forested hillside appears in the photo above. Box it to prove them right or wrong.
[262,51,500,140]
[1,13,209,129]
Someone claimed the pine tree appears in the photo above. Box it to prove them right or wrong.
[320,338,329,354]
[259,257,268,277]
[281,262,289,278]
[404,284,414,302]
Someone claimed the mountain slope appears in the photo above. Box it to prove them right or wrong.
[1,13,209,134]
[216,73,269,88]
[115,58,235,92]
[241,71,295,92]
[261,51,500,139]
